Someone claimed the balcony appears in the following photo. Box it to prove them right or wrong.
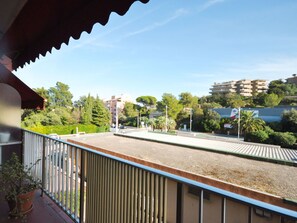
[1,130,297,222]
[0,190,74,223]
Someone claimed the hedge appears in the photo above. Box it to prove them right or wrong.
[269,132,296,148]
[245,131,269,143]
[24,124,109,135]
[245,130,297,149]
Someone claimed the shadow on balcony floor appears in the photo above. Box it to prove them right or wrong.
[0,190,74,223]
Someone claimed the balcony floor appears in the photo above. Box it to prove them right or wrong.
[0,190,74,223]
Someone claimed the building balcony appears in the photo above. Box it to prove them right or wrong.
[0,190,74,223]
[1,130,296,222]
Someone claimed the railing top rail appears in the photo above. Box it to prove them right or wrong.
[23,129,297,219]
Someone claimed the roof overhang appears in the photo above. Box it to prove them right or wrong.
[0,0,149,70]
[0,63,45,109]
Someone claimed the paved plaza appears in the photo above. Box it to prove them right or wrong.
[67,131,297,200]
[120,131,297,165]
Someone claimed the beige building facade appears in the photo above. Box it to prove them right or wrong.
[210,79,268,96]
[104,94,133,124]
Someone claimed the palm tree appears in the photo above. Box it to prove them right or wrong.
[240,111,266,135]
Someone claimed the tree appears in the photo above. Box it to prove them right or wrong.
[206,93,226,106]
[136,96,157,108]
[281,109,297,132]
[34,87,51,107]
[179,92,198,108]
[200,102,222,109]
[239,111,266,135]
[155,116,166,131]
[45,111,62,125]
[48,82,73,107]
[80,94,95,124]
[268,79,297,96]
[91,97,110,127]
[147,118,156,130]
[123,102,138,118]
[21,112,48,127]
[252,92,266,107]
[157,93,183,120]
[153,116,176,131]
[201,109,221,132]
[136,96,157,116]
[192,107,204,131]
[176,110,191,129]
[264,93,282,107]
[225,93,246,108]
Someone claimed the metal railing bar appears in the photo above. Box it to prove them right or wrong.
[199,189,204,223]
[221,197,226,223]
[249,206,252,223]
[75,148,79,218]
[159,177,164,223]
[70,146,74,214]
[58,142,61,202]
[41,137,46,197]
[176,182,183,223]
[150,173,154,222]
[154,175,158,223]
[61,143,66,207]
[79,151,85,223]
[66,145,70,211]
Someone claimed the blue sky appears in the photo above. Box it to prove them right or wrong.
[15,0,297,101]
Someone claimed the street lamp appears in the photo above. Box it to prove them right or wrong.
[189,108,193,132]
[165,105,168,132]
[115,99,121,133]
[136,109,141,128]
[237,107,241,139]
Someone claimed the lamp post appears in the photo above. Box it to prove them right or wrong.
[136,111,139,128]
[115,104,119,133]
[115,99,121,133]
[189,108,193,132]
[237,107,241,139]
[165,105,168,132]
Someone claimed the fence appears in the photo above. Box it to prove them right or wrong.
[23,130,297,223]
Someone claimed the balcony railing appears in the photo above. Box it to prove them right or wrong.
[22,130,297,223]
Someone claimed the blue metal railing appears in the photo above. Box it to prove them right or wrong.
[23,129,297,222]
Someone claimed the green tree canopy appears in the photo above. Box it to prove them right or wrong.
[136,96,157,107]
[225,93,246,108]
[34,87,51,107]
[264,93,282,107]
[239,110,266,135]
[48,82,73,107]
[136,96,157,116]
[123,102,138,118]
[179,92,199,108]
[80,94,95,124]
[281,109,297,132]
[201,109,221,132]
[157,93,183,120]
[91,97,110,127]
[268,79,297,96]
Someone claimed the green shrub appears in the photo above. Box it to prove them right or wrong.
[269,132,296,148]
[24,124,109,135]
[263,126,275,135]
[267,122,282,132]
[245,130,269,143]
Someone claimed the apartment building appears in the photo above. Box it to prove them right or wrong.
[286,74,297,85]
[252,79,268,94]
[210,79,268,96]
[104,94,133,124]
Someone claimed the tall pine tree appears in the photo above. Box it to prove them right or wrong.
[91,97,110,127]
